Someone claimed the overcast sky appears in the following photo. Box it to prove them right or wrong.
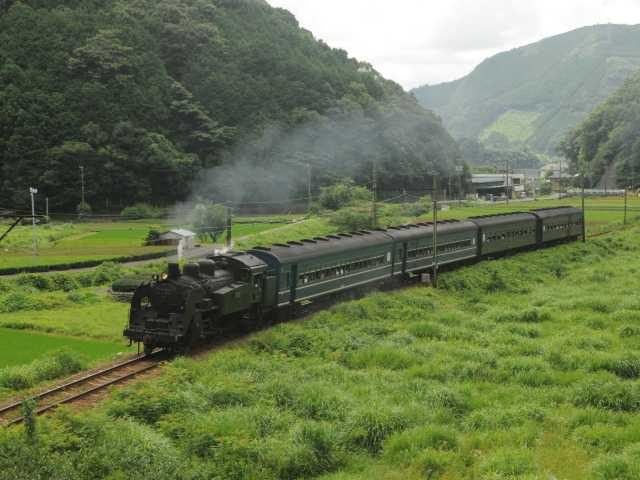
[268,0,640,90]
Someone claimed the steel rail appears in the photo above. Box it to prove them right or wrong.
[0,353,164,426]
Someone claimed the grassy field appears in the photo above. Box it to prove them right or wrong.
[2,199,635,271]
[0,328,128,368]
[0,217,290,270]
[479,110,540,144]
[3,224,640,478]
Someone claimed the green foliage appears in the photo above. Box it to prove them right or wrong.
[318,180,370,210]
[413,24,640,154]
[120,204,166,219]
[328,205,373,231]
[561,70,640,188]
[190,203,227,242]
[145,228,161,245]
[77,201,92,216]
[21,399,37,443]
[458,137,544,169]
[0,349,85,392]
[4,221,640,477]
[0,0,457,210]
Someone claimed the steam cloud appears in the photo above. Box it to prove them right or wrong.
[178,103,459,213]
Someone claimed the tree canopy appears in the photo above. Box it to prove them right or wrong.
[560,71,640,187]
[0,0,459,212]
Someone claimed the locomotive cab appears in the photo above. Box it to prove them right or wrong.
[124,253,268,354]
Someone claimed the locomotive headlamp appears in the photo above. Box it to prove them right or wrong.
[161,272,169,281]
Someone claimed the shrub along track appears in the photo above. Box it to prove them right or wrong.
[0,352,168,426]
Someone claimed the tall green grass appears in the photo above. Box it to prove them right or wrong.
[3,226,640,479]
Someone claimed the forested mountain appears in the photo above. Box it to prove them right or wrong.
[0,0,459,211]
[560,70,640,187]
[458,138,543,171]
[412,24,640,155]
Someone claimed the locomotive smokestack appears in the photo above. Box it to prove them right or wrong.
[168,263,181,279]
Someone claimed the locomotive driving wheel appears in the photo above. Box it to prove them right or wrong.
[143,342,154,357]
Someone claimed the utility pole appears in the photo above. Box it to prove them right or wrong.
[80,166,86,206]
[306,163,312,213]
[30,187,38,256]
[432,174,438,289]
[505,157,510,205]
[624,186,628,225]
[225,206,232,249]
[371,159,378,228]
[581,171,586,243]
[559,156,563,199]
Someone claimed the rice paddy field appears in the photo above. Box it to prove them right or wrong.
[1,198,640,478]
[0,217,290,270]
[0,328,126,368]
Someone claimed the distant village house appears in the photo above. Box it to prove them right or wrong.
[155,229,196,248]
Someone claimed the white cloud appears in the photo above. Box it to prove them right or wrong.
[267,0,640,89]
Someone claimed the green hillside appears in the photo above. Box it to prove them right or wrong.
[0,0,458,211]
[560,70,640,186]
[412,24,640,154]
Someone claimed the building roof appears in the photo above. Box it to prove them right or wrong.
[158,229,196,240]
[470,174,525,185]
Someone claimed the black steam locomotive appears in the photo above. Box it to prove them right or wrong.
[125,207,584,354]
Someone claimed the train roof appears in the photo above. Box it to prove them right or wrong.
[249,230,392,264]
[385,219,477,241]
[468,212,537,227]
[530,206,583,219]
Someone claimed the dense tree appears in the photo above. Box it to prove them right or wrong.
[0,0,459,212]
[560,71,640,187]
[458,138,543,170]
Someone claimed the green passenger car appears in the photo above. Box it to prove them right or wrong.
[470,213,538,256]
[386,220,479,275]
[531,207,584,243]
[250,231,394,307]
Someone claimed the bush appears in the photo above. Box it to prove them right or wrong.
[277,422,344,479]
[414,450,451,479]
[145,228,161,245]
[328,206,373,231]
[67,291,99,305]
[574,379,640,412]
[120,203,166,219]
[318,180,370,210]
[348,407,410,453]
[409,322,445,340]
[481,448,534,476]
[0,350,85,391]
[399,196,431,217]
[383,427,457,463]
[91,262,123,285]
[190,203,227,242]
[15,274,51,291]
[0,292,47,313]
[50,273,80,292]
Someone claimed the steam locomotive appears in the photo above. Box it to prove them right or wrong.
[124,207,584,354]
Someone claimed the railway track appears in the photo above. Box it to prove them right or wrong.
[0,352,167,427]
